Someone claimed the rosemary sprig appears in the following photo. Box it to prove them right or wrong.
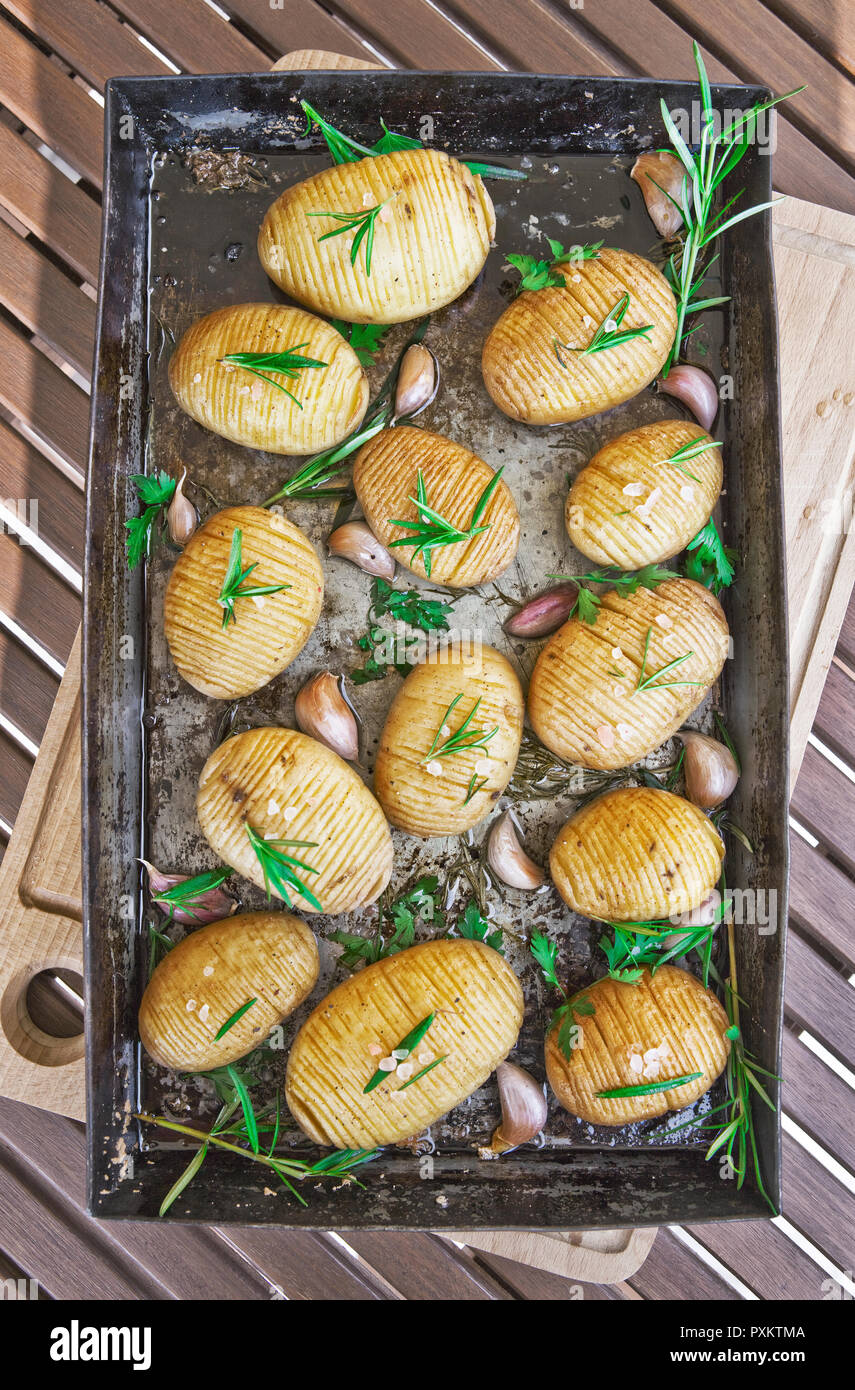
[399,1056,449,1089]
[388,466,503,577]
[300,100,524,182]
[422,693,499,765]
[597,1072,703,1099]
[214,998,258,1041]
[217,528,290,628]
[659,436,722,483]
[149,867,232,922]
[554,292,652,362]
[463,772,488,806]
[507,238,602,293]
[147,922,175,978]
[659,42,803,372]
[685,517,737,593]
[530,931,595,1060]
[635,625,706,693]
[363,1013,436,1093]
[308,200,390,275]
[245,824,322,911]
[219,344,327,408]
[125,470,176,569]
[547,563,680,625]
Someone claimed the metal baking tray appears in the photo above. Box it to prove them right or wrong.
[84,71,788,1226]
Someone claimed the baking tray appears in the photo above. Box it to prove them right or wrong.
[83,71,788,1226]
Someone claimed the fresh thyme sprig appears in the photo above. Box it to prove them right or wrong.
[217,528,290,629]
[685,517,737,593]
[148,867,232,922]
[388,466,503,577]
[308,200,390,276]
[245,824,322,910]
[530,931,595,1060]
[554,293,653,362]
[660,436,722,482]
[422,693,499,766]
[125,470,176,569]
[635,625,706,693]
[547,563,680,625]
[659,42,803,372]
[300,100,524,182]
[506,238,602,293]
[219,344,327,408]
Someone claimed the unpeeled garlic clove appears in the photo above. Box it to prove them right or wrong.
[393,343,439,420]
[631,151,686,239]
[677,729,740,808]
[295,671,359,761]
[487,811,545,890]
[663,888,725,953]
[139,859,236,925]
[328,521,396,580]
[490,1060,548,1153]
[502,583,577,639]
[167,468,198,546]
[657,364,719,433]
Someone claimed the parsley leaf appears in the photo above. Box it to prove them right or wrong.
[548,563,680,626]
[328,875,440,969]
[454,900,505,954]
[125,471,176,569]
[685,519,737,594]
[330,320,391,366]
[351,579,455,683]
[507,239,603,294]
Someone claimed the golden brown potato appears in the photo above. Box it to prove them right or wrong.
[258,149,495,324]
[168,303,368,454]
[352,426,519,587]
[197,727,393,914]
[482,248,677,425]
[549,786,724,921]
[566,420,723,568]
[164,505,323,699]
[286,938,524,1147]
[545,965,731,1126]
[528,577,729,769]
[374,645,524,836]
[139,911,318,1072]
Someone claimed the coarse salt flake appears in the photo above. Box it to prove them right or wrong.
[396,1062,414,1080]
[571,272,581,282]
[378,204,393,223]
[426,759,443,777]
[629,1054,643,1073]
[612,646,623,659]
[583,314,594,327]
[202,965,214,977]
[186,999,196,1012]
[368,1043,383,1057]
[192,372,202,383]
[617,722,634,740]
[251,595,266,608]
[655,613,673,629]
[596,723,615,748]
[267,799,281,816]
[680,485,695,501]
[604,318,618,332]
[198,1003,210,1023]
[391,1048,409,1061]
[250,382,263,401]
[474,758,491,775]
[440,725,451,737]
[379,1056,397,1072]
[623,482,645,496]
[282,806,298,823]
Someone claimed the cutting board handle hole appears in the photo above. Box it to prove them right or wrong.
[1,962,84,1066]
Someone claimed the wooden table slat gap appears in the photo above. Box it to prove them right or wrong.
[2,0,171,91]
[784,929,855,1071]
[105,0,269,74]
[223,0,382,66]
[759,0,855,79]
[0,624,59,748]
[326,0,501,70]
[441,0,619,75]
[0,314,90,475]
[0,122,101,286]
[787,829,855,973]
[780,1129,855,1277]
[0,219,96,378]
[782,1027,855,1173]
[790,741,855,874]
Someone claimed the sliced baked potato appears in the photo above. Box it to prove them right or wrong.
[374,644,524,836]
[482,247,677,424]
[139,910,318,1072]
[566,420,723,567]
[258,148,495,324]
[549,785,725,921]
[169,303,368,454]
[164,505,323,699]
[197,727,393,913]
[545,965,731,1126]
[285,938,524,1148]
[528,577,729,769]
[352,426,519,587]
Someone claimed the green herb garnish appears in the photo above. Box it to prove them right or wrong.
[329,874,440,968]
[596,1072,703,1099]
[388,466,503,577]
[685,517,736,593]
[125,470,177,569]
[307,199,390,276]
[506,238,602,293]
[422,692,499,765]
[554,292,653,361]
[330,320,390,366]
[214,998,258,1042]
[547,563,680,625]
[149,867,232,921]
[350,579,455,685]
[363,1012,436,1093]
[217,528,290,629]
[635,625,706,693]
[398,1055,449,1089]
[659,436,722,482]
[530,931,595,1060]
[219,344,327,408]
[245,824,321,910]
[454,900,504,954]
[462,772,489,806]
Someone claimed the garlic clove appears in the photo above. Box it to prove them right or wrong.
[139,859,236,925]
[490,1060,548,1153]
[663,888,725,953]
[630,151,686,239]
[167,468,198,547]
[393,343,439,421]
[328,520,396,580]
[295,671,359,762]
[487,811,545,890]
[677,729,740,808]
[657,364,719,433]
[502,583,577,639]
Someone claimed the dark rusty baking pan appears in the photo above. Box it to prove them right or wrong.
[83,70,787,1226]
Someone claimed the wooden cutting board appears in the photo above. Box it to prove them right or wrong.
[0,52,852,1288]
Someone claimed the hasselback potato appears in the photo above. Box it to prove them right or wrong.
[482,247,677,425]
[566,420,723,568]
[164,505,323,700]
[285,938,524,1147]
[545,965,731,1126]
[168,303,368,454]
[258,148,495,324]
[197,727,393,913]
[139,911,318,1072]
[528,577,729,769]
[374,644,524,836]
[549,786,725,921]
[352,426,519,587]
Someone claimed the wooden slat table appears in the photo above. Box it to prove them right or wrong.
[0,0,853,1300]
